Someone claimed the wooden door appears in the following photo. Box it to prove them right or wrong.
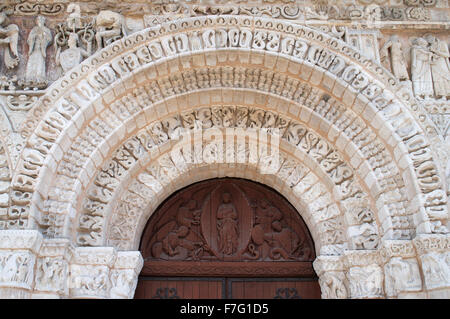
[135,178,320,299]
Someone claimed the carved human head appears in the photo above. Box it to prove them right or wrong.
[68,33,79,48]
[414,38,428,48]
[0,12,6,26]
[222,192,231,203]
[424,34,436,45]
[36,15,46,27]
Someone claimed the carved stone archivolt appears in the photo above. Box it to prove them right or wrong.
[0,2,448,299]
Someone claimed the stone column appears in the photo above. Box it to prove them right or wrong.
[0,230,43,298]
[413,234,450,298]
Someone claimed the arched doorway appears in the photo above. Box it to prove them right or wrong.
[135,178,320,299]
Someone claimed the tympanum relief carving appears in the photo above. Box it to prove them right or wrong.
[141,179,315,263]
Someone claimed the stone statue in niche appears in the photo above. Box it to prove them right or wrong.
[217,192,239,255]
[411,37,434,98]
[0,11,19,69]
[425,35,450,98]
[95,10,128,51]
[55,32,92,73]
[24,16,52,89]
[380,35,410,81]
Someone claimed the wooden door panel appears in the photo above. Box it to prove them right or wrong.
[136,178,321,299]
[229,279,321,299]
[135,278,224,299]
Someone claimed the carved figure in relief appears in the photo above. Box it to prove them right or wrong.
[37,258,64,291]
[384,257,421,296]
[0,11,19,69]
[380,35,409,81]
[0,253,31,284]
[319,272,347,299]
[411,37,434,98]
[421,252,450,289]
[24,16,52,89]
[151,199,205,260]
[247,199,310,261]
[217,192,239,255]
[425,35,450,98]
[55,32,92,73]
[95,10,128,51]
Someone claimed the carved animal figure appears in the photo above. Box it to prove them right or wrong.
[95,10,128,51]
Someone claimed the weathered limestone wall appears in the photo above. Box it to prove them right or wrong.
[0,0,448,299]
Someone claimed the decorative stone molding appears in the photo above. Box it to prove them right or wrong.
[8,16,442,244]
[0,0,448,299]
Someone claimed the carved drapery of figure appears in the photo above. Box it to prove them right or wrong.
[24,16,52,88]
[55,32,91,74]
[216,192,239,256]
[0,11,19,70]
[141,179,315,264]
[426,35,450,98]
[411,37,434,98]
[380,35,409,81]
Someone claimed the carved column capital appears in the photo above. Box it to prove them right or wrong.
[413,234,450,297]
[313,255,348,299]
[33,238,72,298]
[0,230,43,298]
[67,247,143,299]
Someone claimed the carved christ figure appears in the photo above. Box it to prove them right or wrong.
[216,193,239,255]
[0,12,19,69]
[25,16,52,87]
[411,37,434,98]
[380,35,409,81]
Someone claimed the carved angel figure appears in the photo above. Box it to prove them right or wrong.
[381,35,410,81]
[0,12,19,69]
[24,16,52,88]
[411,37,434,98]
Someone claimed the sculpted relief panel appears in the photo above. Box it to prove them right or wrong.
[0,0,447,299]
[140,179,316,263]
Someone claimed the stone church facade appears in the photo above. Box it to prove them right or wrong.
[0,0,448,299]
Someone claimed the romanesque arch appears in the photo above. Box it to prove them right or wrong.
[0,14,448,299]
